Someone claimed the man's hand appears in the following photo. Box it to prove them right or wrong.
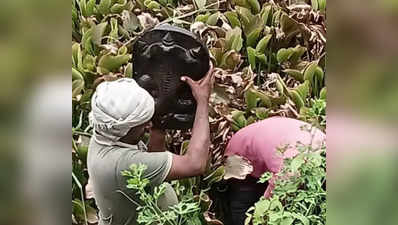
[166,61,214,180]
[180,62,214,105]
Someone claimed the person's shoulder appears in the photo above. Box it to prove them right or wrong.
[89,139,141,156]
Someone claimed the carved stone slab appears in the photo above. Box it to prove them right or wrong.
[133,24,210,129]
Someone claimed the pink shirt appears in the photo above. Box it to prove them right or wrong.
[224,117,325,196]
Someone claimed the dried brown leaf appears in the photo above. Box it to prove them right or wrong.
[223,154,253,180]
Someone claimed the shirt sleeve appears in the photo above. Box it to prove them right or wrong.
[117,148,173,187]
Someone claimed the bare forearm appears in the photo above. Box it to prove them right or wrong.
[186,101,210,170]
[165,64,214,180]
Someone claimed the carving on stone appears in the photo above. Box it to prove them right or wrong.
[133,24,210,129]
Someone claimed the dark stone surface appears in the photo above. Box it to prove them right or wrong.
[133,24,210,129]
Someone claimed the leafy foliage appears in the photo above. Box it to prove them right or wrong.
[72,0,326,224]
[122,164,203,225]
[245,131,326,225]
[122,164,223,225]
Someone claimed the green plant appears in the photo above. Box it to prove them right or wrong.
[122,164,217,225]
[245,134,326,225]
[300,97,326,130]
[72,0,326,223]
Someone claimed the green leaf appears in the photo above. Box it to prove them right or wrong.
[210,48,224,66]
[225,27,243,52]
[224,11,241,28]
[72,199,86,220]
[124,63,133,77]
[82,28,95,55]
[145,1,161,10]
[195,13,210,23]
[92,22,108,46]
[255,34,272,54]
[254,107,268,120]
[276,76,289,95]
[231,110,247,128]
[220,50,241,70]
[247,0,260,14]
[179,140,190,155]
[244,215,252,225]
[269,199,283,210]
[261,5,272,25]
[206,12,219,26]
[237,116,247,128]
[118,45,128,55]
[290,45,307,63]
[72,68,85,98]
[245,88,258,110]
[318,0,327,13]
[247,47,256,70]
[291,154,305,172]
[314,66,324,81]
[109,18,119,42]
[82,54,96,71]
[233,0,251,8]
[280,13,299,36]
[231,110,245,121]
[86,0,96,16]
[292,213,309,225]
[72,43,81,69]
[122,10,140,33]
[311,0,319,11]
[259,172,272,183]
[72,67,84,81]
[313,66,324,96]
[111,0,130,14]
[246,27,262,47]
[236,6,255,34]
[97,54,132,74]
[320,87,327,99]
[246,15,264,36]
[303,62,318,81]
[79,0,88,18]
[276,79,284,95]
[203,166,225,186]
[268,211,282,222]
[255,53,267,65]
[253,199,269,218]
[253,90,272,108]
[295,80,310,100]
[281,217,294,225]
[277,48,294,63]
[194,0,206,9]
[283,69,304,82]
[159,0,167,6]
[289,89,305,109]
[247,116,256,125]
[231,123,241,131]
[98,0,112,15]
[111,1,125,13]
[144,0,152,6]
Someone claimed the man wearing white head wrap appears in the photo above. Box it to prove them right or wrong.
[87,63,215,225]
[89,78,155,146]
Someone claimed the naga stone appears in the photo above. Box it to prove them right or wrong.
[132,24,210,130]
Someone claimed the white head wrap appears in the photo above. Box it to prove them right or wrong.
[89,78,155,146]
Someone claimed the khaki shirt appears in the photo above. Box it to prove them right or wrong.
[87,138,178,225]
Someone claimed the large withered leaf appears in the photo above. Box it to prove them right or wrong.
[224,154,253,180]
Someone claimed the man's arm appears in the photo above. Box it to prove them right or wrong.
[166,63,214,180]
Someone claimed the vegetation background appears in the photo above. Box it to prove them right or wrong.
[0,0,397,225]
[72,0,327,224]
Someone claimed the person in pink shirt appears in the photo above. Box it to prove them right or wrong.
[223,117,325,225]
